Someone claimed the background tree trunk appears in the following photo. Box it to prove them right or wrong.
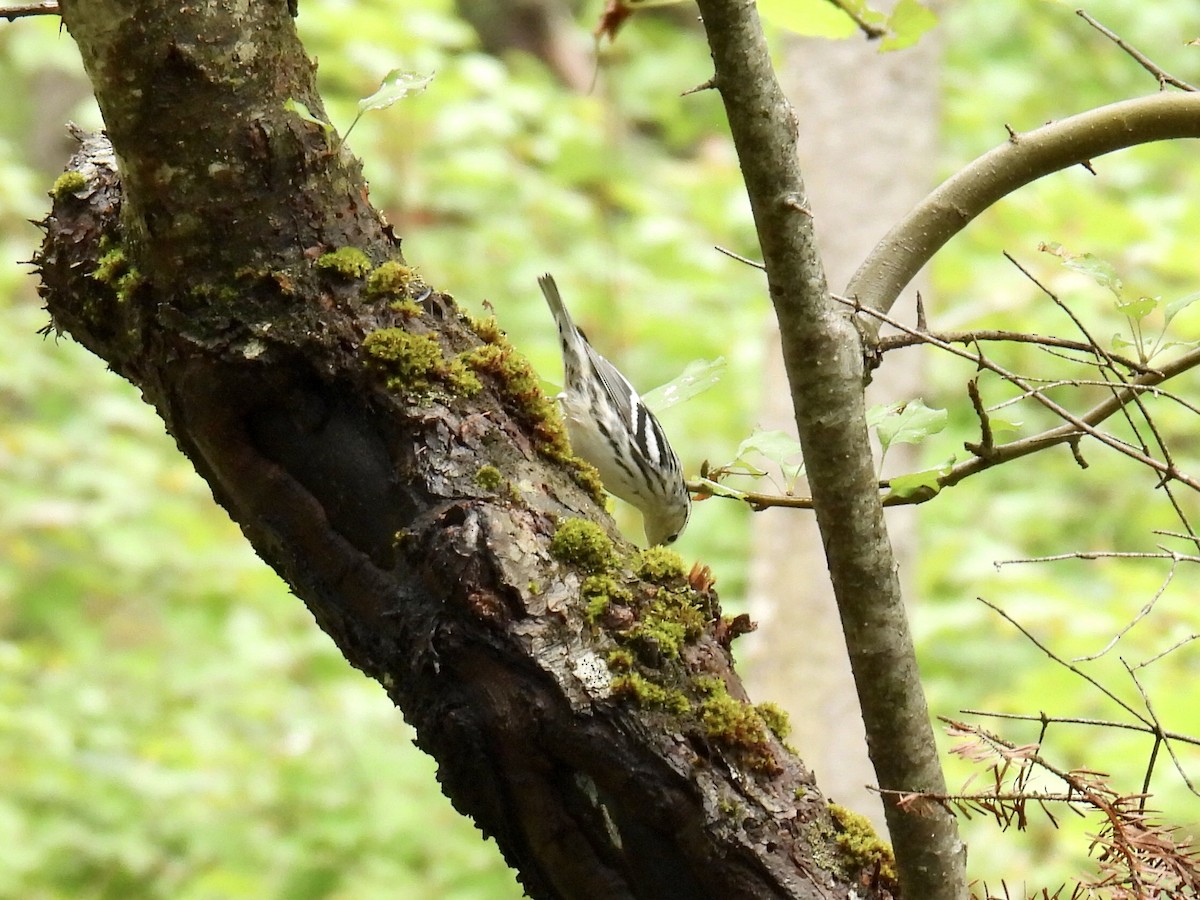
[745,24,941,832]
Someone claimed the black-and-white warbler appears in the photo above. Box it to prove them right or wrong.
[538,273,691,546]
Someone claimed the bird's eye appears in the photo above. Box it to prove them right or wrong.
[666,533,678,544]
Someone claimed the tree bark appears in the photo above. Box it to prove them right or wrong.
[746,13,940,834]
[690,0,966,896]
[36,3,889,898]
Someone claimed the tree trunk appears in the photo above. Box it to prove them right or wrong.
[746,17,941,832]
[36,3,890,898]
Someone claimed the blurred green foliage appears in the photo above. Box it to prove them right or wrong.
[2,0,1200,896]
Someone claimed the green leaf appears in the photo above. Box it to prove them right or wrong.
[343,70,434,143]
[357,69,434,115]
[987,414,1023,435]
[1156,338,1200,354]
[283,98,332,133]
[1116,294,1157,322]
[886,457,954,499]
[642,356,725,413]
[726,429,806,491]
[873,399,947,453]
[693,477,750,500]
[1111,333,1138,352]
[880,0,938,51]
[757,0,866,38]
[1164,290,1200,325]
[1039,241,1123,298]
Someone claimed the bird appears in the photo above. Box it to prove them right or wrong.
[538,273,690,545]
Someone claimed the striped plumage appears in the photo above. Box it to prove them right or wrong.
[539,273,690,546]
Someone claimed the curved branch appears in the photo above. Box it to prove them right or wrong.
[847,92,1200,325]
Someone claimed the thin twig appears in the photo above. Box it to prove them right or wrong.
[1123,659,1200,796]
[976,597,1149,726]
[1132,632,1200,669]
[0,1,57,19]
[713,244,765,270]
[995,549,1200,567]
[991,380,1200,419]
[958,709,1200,750]
[822,0,885,40]
[1076,8,1199,92]
[1153,529,1200,547]
[1010,245,1198,542]
[877,328,1155,375]
[1072,558,1178,662]
[838,295,1200,492]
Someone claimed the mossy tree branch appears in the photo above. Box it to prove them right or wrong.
[35,2,886,898]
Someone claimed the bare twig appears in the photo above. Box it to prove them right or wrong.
[976,597,1149,726]
[839,296,1200,492]
[1133,632,1200,668]
[1076,8,1199,92]
[1072,558,1178,662]
[877,328,1155,374]
[965,377,994,456]
[0,2,57,19]
[1123,659,1200,797]
[992,380,1200,419]
[1154,529,1200,548]
[958,709,1200,750]
[995,549,1200,566]
[1009,246,1198,542]
[822,0,885,40]
[713,244,765,270]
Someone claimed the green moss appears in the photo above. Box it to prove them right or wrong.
[635,546,687,581]
[828,804,897,885]
[755,702,792,742]
[362,328,444,393]
[610,673,690,715]
[625,589,706,661]
[549,519,615,573]
[581,573,631,623]
[717,798,741,818]
[365,260,416,298]
[115,270,144,303]
[362,329,481,399]
[462,342,605,502]
[51,170,86,200]
[92,248,128,285]
[698,685,777,773]
[605,648,635,671]
[793,786,807,801]
[465,312,505,344]
[188,282,238,307]
[388,299,422,318]
[475,465,503,490]
[91,247,143,302]
[316,246,371,278]
[586,593,610,622]
[445,357,482,396]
